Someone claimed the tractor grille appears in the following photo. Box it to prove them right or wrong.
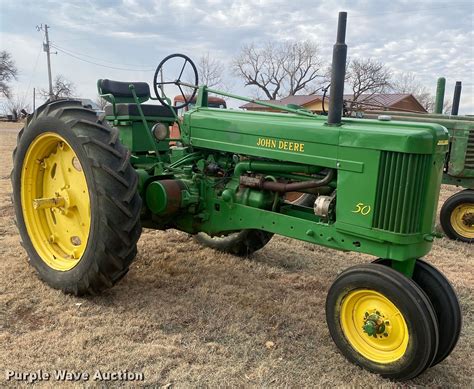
[373,151,429,234]
[466,129,474,169]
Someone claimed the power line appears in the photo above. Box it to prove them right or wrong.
[51,43,155,69]
[51,44,155,72]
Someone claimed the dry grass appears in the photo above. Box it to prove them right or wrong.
[0,123,472,387]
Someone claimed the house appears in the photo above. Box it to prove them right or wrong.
[240,93,427,114]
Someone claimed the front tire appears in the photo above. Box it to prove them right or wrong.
[440,189,474,243]
[374,258,461,367]
[326,263,439,380]
[12,99,142,295]
[194,230,273,256]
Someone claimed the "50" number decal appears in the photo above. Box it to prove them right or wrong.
[352,202,372,216]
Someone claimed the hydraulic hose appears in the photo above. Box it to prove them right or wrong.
[260,169,335,193]
[240,168,335,193]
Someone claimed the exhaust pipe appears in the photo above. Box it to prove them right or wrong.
[451,81,462,115]
[434,77,445,114]
[327,11,348,126]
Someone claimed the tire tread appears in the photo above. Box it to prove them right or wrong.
[11,98,142,295]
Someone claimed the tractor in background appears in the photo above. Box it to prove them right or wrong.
[11,12,461,380]
[363,78,474,242]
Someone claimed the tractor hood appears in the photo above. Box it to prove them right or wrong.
[183,108,449,161]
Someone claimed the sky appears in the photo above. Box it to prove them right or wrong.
[0,0,473,113]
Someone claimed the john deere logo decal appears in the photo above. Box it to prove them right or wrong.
[256,137,305,153]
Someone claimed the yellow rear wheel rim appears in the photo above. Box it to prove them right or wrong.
[340,289,409,364]
[21,132,91,271]
[450,203,474,239]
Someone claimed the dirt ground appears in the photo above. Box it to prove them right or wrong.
[0,123,472,387]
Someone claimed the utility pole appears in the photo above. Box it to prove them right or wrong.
[33,87,36,111]
[36,24,55,100]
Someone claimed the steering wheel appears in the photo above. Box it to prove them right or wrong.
[153,53,199,109]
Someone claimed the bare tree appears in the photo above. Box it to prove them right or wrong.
[95,95,108,110]
[2,93,30,121]
[197,52,225,89]
[413,95,451,114]
[392,72,432,111]
[233,42,280,99]
[391,72,451,113]
[283,41,323,95]
[392,72,423,94]
[441,100,452,115]
[233,40,323,99]
[40,75,76,100]
[346,58,391,113]
[0,51,18,99]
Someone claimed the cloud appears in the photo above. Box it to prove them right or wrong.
[0,0,472,113]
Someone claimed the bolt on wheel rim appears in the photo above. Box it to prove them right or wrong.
[340,289,409,364]
[21,132,91,271]
[450,204,474,239]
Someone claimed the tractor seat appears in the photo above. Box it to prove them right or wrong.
[98,79,150,98]
[105,104,175,118]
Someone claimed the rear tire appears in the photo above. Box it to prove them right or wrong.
[326,263,439,380]
[440,189,474,243]
[194,230,273,256]
[12,99,142,295]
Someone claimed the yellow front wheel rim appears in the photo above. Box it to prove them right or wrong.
[340,289,409,364]
[21,132,91,271]
[450,203,474,239]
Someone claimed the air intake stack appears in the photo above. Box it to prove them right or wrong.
[434,77,446,114]
[327,11,348,126]
[451,81,462,116]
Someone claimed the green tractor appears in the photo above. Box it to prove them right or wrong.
[364,78,474,243]
[12,12,461,381]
